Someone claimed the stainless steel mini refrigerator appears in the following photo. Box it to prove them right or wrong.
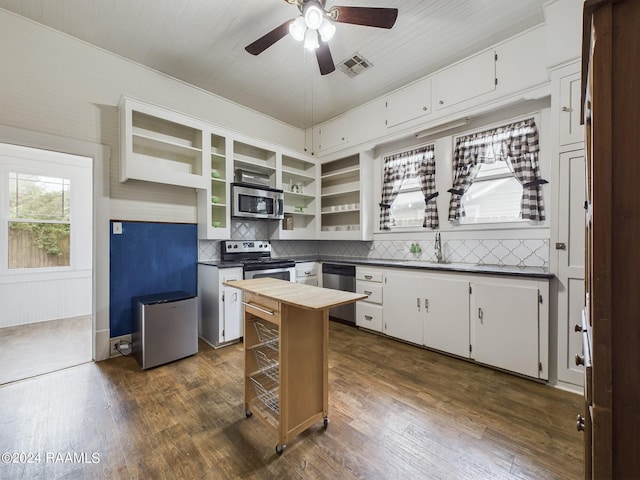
[132,291,198,369]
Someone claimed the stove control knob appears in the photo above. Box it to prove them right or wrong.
[233,244,238,249]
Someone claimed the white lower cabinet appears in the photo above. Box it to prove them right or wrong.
[382,272,424,344]
[355,302,383,332]
[383,272,470,353]
[198,265,243,348]
[358,267,548,380]
[355,267,383,332]
[470,282,540,378]
[423,277,470,358]
[295,262,319,286]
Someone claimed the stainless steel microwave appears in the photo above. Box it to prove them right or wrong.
[231,183,284,220]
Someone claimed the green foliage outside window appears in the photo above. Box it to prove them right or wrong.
[9,172,71,261]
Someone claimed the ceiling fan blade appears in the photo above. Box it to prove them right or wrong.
[245,20,293,55]
[316,40,335,75]
[329,6,398,29]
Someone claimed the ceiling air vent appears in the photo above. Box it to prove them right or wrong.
[337,53,373,78]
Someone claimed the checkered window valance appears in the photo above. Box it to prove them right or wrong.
[379,145,438,230]
[448,118,547,222]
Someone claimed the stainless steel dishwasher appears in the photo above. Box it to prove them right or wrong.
[322,263,356,324]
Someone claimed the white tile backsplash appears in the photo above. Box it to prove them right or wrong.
[198,221,549,268]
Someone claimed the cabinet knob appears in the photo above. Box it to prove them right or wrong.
[576,414,585,432]
[555,242,567,250]
[561,106,570,112]
[574,323,583,333]
[423,106,428,111]
[575,354,585,366]
[439,100,444,105]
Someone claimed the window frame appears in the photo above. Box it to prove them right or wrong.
[8,171,72,269]
[380,142,437,231]
[0,145,92,276]
[449,112,545,228]
[375,110,549,235]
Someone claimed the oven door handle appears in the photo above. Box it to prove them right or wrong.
[242,302,275,316]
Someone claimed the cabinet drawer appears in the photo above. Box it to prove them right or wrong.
[356,283,383,304]
[296,263,318,277]
[356,270,383,283]
[243,292,280,324]
[356,302,383,332]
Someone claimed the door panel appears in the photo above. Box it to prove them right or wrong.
[383,272,423,344]
[556,150,586,385]
[472,283,539,378]
[423,278,470,357]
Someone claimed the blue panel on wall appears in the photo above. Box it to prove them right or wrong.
[109,221,197,338]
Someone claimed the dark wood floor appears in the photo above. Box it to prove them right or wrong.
[0,315,92,385]
[0,321,583,479]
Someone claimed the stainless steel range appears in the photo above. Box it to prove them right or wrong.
[221,240,296,282]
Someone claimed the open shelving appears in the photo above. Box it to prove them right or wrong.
[319,154,367,238]
[234,141,277,187]
[275,154,318,239]
[120,97,208,189]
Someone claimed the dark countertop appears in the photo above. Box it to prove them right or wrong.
[198,260,243,268]
[200,257,553,279]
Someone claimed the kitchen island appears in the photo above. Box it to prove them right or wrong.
[223,277,366,454]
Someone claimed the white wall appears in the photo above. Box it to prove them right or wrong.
[0,144,93,328]
[0,8,305,224]
[0,8,305,359]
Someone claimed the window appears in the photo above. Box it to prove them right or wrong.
[8,172,71,268]
[389,177,425,227]
[448,117,547,224]
[459,157,524,224]
[380,145,438,230]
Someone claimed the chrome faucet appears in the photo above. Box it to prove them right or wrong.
[434,230,443,263]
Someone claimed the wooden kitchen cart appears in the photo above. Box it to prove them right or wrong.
[223,278,366,454]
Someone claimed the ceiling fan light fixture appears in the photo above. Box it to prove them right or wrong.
[304,3,324,30]
[318,18,335,42]
[289,16,306,41]
[304,28,319,50]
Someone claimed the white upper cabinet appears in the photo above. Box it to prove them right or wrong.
[433,50,497,111]
[120,97,208,189]
[385,78,432,128]
[197,132,233,239]
[318,115,350,152]
[558,70,584,147]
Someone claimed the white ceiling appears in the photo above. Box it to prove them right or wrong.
[0,0,547,129]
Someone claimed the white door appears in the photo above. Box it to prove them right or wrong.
[221,269,242,343]
[556,149,586,385]
[423,277,470,358]
[471,283,539,378]
[383,272,423,344]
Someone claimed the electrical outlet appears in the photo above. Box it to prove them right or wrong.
[110,334,132,358]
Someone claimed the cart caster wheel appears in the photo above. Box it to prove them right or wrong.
[245,409,252,418]
[323,417,329,429]
[275,444,285,455]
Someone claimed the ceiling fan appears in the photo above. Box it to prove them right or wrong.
[245,0,398,75]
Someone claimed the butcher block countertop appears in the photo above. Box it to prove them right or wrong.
[223,278,367,311]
